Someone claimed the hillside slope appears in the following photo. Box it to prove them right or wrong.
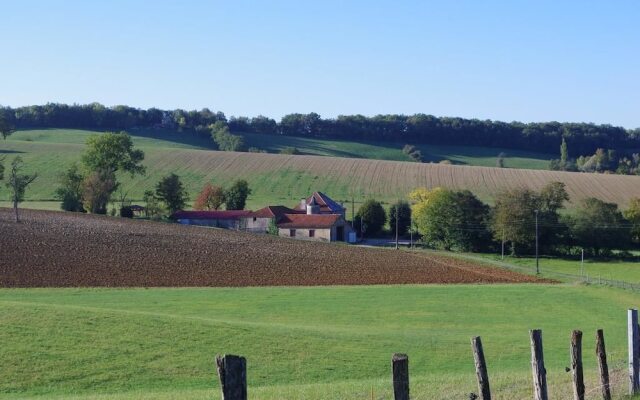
[0,129,637,208]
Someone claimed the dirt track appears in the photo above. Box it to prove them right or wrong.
[0,209,547,287]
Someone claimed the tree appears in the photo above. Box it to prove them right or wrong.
[0,112,15,139]
[143,190,163,220]
[80,132,145,213]
[560,137,568,165]
[356,199,387,236]
[567,198,630,256]
[156,174,188,215]
[82,132,145,176]
[193,183,225,210]
[55,163,85,212]
[211,122,244,152]
[413,189,490,251]
[5,157,38,222]
[82,169,117,214]
[225,180,251,210]
[389,200,412,236]
[491,188,540,255]
[624,197,640,243]
[490,182,569,255]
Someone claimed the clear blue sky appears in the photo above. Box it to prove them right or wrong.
[1,1,638,127]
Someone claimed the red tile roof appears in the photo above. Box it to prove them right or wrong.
[276,214,341,229]
[172,210,252,220]
[249,206,302,219]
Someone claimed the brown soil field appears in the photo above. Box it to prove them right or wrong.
[0,208,546,287]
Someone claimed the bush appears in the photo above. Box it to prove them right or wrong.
[120,206,134,218]
[356,199,387,237]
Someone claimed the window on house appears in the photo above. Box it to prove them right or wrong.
[309,230,315,237]
[290,229,296,237]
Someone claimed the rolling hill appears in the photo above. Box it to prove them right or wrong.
[0,129,638,211]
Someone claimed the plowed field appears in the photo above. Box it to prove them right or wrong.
[0,209,544,287]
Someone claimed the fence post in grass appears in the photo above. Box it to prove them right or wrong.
[596,329,611,400]
[392,353,410,400]
[629,309,640,395]
[216,354,247,400]
[570,330,585,400]
[530,329,548,400]
[471,336,491,400]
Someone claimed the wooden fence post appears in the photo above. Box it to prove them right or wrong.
[392,353,410,400]
[471,336,491,400]
[629,309,640,395]
[530,329,548,400]
[216,354,247,400]
[596,329,611,400]
[570,330,585,400]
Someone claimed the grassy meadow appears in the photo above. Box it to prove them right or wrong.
[470,253,640,284]
[2,284,640,399]
[2,128,639,211]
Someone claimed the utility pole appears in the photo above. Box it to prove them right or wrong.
[409,213,413,249]
[351,196,354,229]
[395,203,399,250]
[535,209,540,275]
[581,249,584,276]
[501,227,505,261]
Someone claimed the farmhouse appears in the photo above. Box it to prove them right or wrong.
[245,192,354,242]
[172,210,252,229]
[173,192,354,242]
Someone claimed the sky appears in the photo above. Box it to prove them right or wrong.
[1,1,639,127]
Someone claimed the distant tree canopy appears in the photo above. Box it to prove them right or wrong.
[2,103,639,154]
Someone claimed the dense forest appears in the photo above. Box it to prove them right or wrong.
[1,103,639,154]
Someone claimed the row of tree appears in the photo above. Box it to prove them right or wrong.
[550,138,640,175]
[410,183,639,256]
[354,183,640,257]
[2,103,639,155]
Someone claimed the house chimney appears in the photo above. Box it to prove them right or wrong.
[306,197,319,214]
[300,198,306,209]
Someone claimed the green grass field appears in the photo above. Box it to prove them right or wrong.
[1,285,639,399]
[470,253,640,284]
[239,131,552,169]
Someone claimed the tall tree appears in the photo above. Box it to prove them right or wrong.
[560,137,568,165]
[389,200,412,236]
[567,198,630,256]
[82,169,117,214]
[5,157,38,222]
[80,132,145,213]
[355,199,387,237]
[156,173,188,214]
[193,183,225,210]
[82,132,145,175]
[414,189,491,251]
[624,197,640,243]
[0,113,15,139]
[225,180,251,210]
[55,163,85,212]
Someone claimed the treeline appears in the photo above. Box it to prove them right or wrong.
[2,103,639,154]
[408,184,640,257]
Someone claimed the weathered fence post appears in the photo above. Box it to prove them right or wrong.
[530,329,548,400]
[629,309,640,395]
[471,336,491,400]
[570,330,585,400]
[596,329,611,400]
[392,353,410,400]
[216,354,247,400]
